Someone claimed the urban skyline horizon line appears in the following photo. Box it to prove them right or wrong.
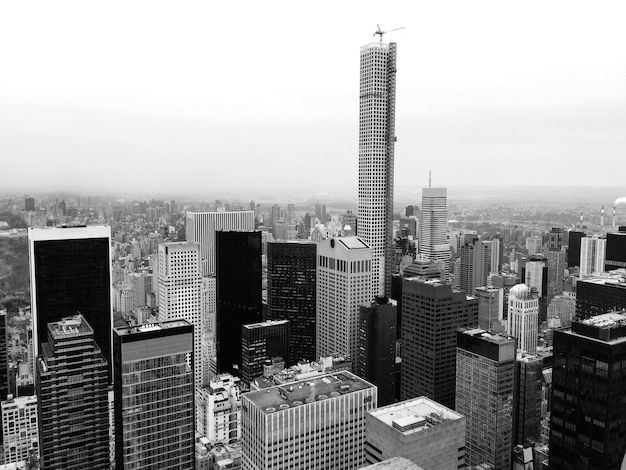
[6,184,626,206]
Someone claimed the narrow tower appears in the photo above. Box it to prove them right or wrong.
[358,37,397,298]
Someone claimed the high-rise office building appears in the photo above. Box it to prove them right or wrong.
[460,239,492,295]
[157,241,204,390]
[418,188,450,280]
[526,236,542,256]
[241,320,290,386]
[316,236,372,364]
[201,276,217,381]
[113,320,195,470]
[575,275,626,319]
[548,227,565,251]
[185,210,255,276]
[357,297,397,406]
[567,230,585,268]
[242,371,377,470]
[36,315,109,470]
[513,350,552,447]
[358,39,397,298]
[491,235,503,275]
[285,204,297,241]
[216,231,262,374]
[456,328,516,470]
[580,235,607,276]
[475,286,504,332]
[24,196,35,212]
[0,311,7,402]
[401,278,478,408]
[365,396,465,469]
[550,312,626,469]
[28,225,112,381]
[267,241,317,363]
[605,230,626,271]
[1,395,39,464]
[507,284,539,354]
[545,249,566,296]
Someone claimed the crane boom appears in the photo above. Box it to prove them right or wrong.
[373,24,406,43]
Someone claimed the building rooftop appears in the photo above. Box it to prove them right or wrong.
[369,396,462,436]
[47,314,93,340]
[114,319,191,336]
[360,457,424,470]
[244,371,373,413]
[566,310,626,344]
[336,236,370,250]
[580,311,626,328]
[243,319,289,330]
[461,327,515,344]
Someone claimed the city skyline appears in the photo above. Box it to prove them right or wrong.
[1,1,625,195]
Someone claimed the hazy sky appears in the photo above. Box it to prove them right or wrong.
[1,1,625,199]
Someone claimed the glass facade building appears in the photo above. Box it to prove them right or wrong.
[267,241,317,363]
[113,320,195,469]
[36,314,110,470]
[28,226,112,381]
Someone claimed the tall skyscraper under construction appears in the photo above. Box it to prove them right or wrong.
[358,37,397,298]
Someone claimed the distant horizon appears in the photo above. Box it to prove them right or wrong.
[3,184,626,207]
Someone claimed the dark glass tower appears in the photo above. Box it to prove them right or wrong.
[241,320,290,385]
[267,241,317,363]
[216,231,262,374]
[36,315,109,470]
[605,231,626,271]
[575,277,626,319]
[400,278,478,408]
[113,320,195,469]
[28,226,112,381]
[567,230,585,268]
[356,297,397,406]
[550,312,626,469]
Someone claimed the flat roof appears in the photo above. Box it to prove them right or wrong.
[48,315,93,339]
[369,396,462,435]
[461,327,515,344]
[243,319,289,330]
[580,311,626,327]
[337,236,370,250]
[114,319,191,336]
[244,371,374,413]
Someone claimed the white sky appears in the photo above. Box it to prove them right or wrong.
[1,1,625,198]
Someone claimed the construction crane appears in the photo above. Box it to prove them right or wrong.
[373,24,405,43]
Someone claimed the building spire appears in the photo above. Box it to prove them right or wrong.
[429,171,432,188]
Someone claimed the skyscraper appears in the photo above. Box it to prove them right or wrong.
[400,278,478,408]
[507,284,539,354]
[567,230,585,268]
[267,241,317,363]
[456,328,516,470]
[365,397,466,468]
[0,311,7,402]
[475,286,504,332]
[605,230,626,271]
[242,371,377,470]
[216,231,262,374]
[113,320,195,469]
[580,235,607,276]
[157,241,204,390]
[357,297,397,406]
[185,210,255,276]
[316,236,372,364]
[36,315,110,470]
[550,312,626,469]
[358,39,397,298]
[28,225,112,381]
[418,188,450,280]
[576,275,626,319]
[241,320,290,386]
